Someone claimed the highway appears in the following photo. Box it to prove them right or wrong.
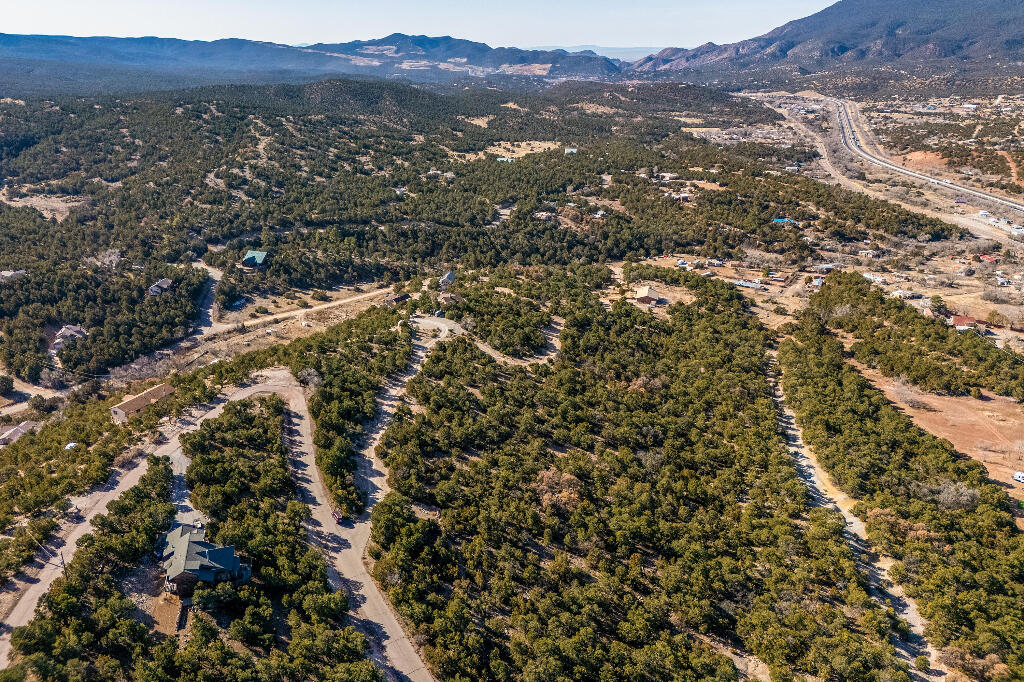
[834,99,1024,216]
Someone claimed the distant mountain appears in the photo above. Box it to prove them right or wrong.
[633,0,1024,73]
[0,32,621,96]
[530,45,668,62]
[304,34,621,78]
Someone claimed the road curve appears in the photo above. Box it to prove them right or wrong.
[0,378,299,669]
[835,99,1024,216]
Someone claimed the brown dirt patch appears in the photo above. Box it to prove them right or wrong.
[152,592,183,635]
[572,103,619,115]
[483,141,560,158]
[852,360,1024,523]
[901,151,947,173]
[461,115,495,128]
[0,187,88,221]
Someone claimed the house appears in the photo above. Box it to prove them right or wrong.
[160,523,250,597]
[707,258,725,267]
[657,172,679,182]
[111,383,175,425]
[892,290,922,300]
[812,263,840,273]
[241,250,269,269]
[996,276,1011,287]
[979,254,998,264]
[949,315,986,333]
[148,278,173,296]
[734,280,766,291]
[634,286,659,305]
[439,271,456,291]
[858,250,878,258]
[564,148,578,155]
[0,421,37,447]
[593,210,607,219]
[772,218,798,225]
[438,292,463,306]
[0,269,26,282]
[496,157,515,163]
[385,293,411,307]
[810,277,826,288]
[863,273,887,285]
[51,324,87,352]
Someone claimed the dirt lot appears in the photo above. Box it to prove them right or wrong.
[0,187,88,221]
[853,360,1024,524]
[218,285,369,326]
[483,141,560,158]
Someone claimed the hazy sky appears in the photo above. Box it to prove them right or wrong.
[0,0,836,47]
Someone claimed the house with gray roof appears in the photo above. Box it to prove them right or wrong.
[160,523,250,597]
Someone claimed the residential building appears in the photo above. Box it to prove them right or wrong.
[634,286,659,305]
[438,292,463,305]
[385,292,411,307]
[160,523,250,597]
[51,324,87,352]
[439,271,456,291]
[241,250,269,269]
[148,278,173,296]
[564,148,578,155]
[0,421,37,447]
[111,383,175,425]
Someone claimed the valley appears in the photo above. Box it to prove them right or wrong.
[2,1,1024,681]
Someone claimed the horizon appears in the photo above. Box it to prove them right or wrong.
[0,0,837,50]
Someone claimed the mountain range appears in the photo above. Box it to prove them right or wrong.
[1,0,1022,96]
[633,0,1024,73]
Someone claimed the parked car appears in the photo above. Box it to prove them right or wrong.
[1013,471,1024,484]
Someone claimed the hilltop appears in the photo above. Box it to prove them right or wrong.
[633,0,1024,74]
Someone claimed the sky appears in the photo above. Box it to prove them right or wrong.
[0,0,836,48]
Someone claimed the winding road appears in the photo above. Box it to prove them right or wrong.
[835,99,1024,216]
[1,313,557,675]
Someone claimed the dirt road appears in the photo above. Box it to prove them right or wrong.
[770,354,948,680]
[0,373,318,669]
[317,321,451,682]
[0,459,151,667]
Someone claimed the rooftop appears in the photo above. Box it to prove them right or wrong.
[242,250,268,266]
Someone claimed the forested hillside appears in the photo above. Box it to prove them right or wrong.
[808,272,1024,399]
[0,78,963,384]
[780,317,1024,678]
[371,272,907,680]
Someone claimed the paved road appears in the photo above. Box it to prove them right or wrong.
[835,99,1024,217]
[770,354,948,680]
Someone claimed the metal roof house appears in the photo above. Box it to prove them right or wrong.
[439,271,456,290]
[241,250,269,269]
[148,278,173,296]
[111,383,175,425]
[160,524,250,597]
